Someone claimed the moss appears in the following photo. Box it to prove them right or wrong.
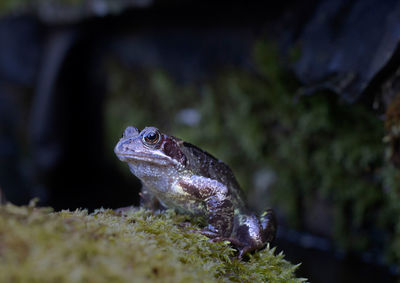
[0,203,304,282]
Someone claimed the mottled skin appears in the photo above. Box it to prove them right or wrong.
[114,126,277,257]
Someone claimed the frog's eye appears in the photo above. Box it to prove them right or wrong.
[143,130,161,146]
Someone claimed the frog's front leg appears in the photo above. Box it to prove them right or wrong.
[140,185,166,211]
[178,176,234,237]
[115,185,165,214]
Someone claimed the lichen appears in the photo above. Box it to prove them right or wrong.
[0,203,305,283]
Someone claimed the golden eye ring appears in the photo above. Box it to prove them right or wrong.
[143,130,160,146]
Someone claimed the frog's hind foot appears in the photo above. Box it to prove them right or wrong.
[196,230,253,260]
[237,246,254,260]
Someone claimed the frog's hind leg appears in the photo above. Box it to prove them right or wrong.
[178,176,234,237]
[207,235,254,260]
[260,209,277,243]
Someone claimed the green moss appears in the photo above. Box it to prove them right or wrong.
[0,203,304,283]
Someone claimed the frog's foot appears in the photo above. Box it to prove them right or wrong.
[193,230,254,260]
[237,246,255,260]
[139,190,166,211]
[208,236,254,260]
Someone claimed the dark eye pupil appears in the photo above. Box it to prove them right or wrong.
[144,131,159,144]
[147,133,156,140]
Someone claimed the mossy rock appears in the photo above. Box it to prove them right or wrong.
[0,203,305,283]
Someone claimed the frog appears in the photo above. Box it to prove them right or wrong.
[114,126,277,258]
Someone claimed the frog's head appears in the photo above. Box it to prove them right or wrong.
[114,126,187,177]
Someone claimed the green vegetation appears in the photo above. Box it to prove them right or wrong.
[0,0,26,14]
[105,41,399,267]
[0,203,304,282]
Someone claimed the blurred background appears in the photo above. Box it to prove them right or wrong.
[1,0,400,281]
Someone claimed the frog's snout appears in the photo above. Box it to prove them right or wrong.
[114,142,124,161]
[114,139,133,161]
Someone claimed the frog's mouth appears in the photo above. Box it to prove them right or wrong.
[115,151,174,166]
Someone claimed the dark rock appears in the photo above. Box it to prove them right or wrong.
[292,0,400,104]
